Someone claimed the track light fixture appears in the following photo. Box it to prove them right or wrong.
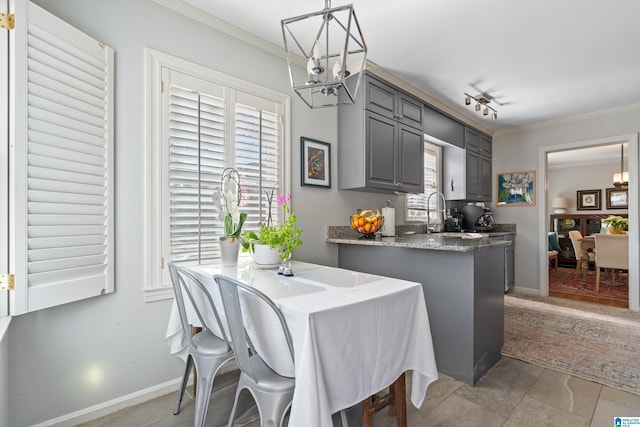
[464,92,498,120]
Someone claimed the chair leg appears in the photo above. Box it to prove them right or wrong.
[596,266,601,292]
[227,384,244,427]
[193,358,223,427]
[361,374,406,427]
[174,356,194,415]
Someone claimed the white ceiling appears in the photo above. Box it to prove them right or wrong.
[547,143,627,169]
[167,0,640,133]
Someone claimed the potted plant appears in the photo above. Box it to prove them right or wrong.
[242,187,302,269]
[212,168,247,265]
[602,215,628,234]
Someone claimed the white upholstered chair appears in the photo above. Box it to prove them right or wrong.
[594,234,629,291]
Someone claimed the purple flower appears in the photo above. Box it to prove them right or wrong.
[277,193,292,206]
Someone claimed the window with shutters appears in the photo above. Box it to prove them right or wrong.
[7,0,114,315]
[406,141,441,222]
[145,49,290,301]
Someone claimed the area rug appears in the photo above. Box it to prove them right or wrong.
[549,266,628,302]
[503,292,640,396]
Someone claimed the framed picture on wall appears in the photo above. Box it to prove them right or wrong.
[577,189,601,210]
[606,187,628,209]
[300,137,331,188]
[496,170,536,206]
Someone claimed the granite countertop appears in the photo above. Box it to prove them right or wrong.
[326,226,514,253]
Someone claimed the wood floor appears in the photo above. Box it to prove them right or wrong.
[548,289,628,308]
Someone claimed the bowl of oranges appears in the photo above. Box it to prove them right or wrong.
[350,209,384,238]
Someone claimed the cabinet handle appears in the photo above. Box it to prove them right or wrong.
[395,182,402,187]
[395,114,404,119]
[451,179,454,192]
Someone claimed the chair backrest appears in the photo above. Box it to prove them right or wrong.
[169,263,231,352]
[568,230,584,260]
[214,274,295,380]
[594,234,629,270]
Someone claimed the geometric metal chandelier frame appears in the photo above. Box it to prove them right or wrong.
[282,0,367,108]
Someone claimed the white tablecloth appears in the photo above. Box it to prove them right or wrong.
[165,259,438,427]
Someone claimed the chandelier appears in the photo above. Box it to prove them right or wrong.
[281,0,367,108]
[613,143,629,189]
[464,92,498,120]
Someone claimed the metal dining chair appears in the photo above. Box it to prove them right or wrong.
[214,274,295,427]
[169,263,235,427]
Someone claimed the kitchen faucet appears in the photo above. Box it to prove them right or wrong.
[426,191,447,233]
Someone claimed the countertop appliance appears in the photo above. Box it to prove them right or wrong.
[460,205,494,232]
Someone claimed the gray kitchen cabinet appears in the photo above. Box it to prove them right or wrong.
[336,241,506,385]
[488,234,515,291]
[338,72,424,193]
[423,105,465,148]
[465,128,492,201]
[365,74,424,129]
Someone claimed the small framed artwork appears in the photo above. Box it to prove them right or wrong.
[577,189,601,210]
[496,170,536,206]
[606,187,628,209]
[301,137,331,188]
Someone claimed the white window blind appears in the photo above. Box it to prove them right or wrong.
[163,70,282,267]
[10,0,114,314]
[406,141,440,222]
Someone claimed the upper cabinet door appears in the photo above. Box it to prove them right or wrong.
[365,75,396,119]
[397,92,423,129]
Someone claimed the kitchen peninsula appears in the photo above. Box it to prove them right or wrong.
[327,227,512,385]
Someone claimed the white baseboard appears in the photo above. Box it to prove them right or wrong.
[34,362,239,427]
[32,377,183,427]
[511,286,540,296]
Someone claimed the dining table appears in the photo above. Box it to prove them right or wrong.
[165,258,439,427]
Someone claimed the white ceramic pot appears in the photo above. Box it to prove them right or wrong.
[252,243,282,267]
[219,237,240,266]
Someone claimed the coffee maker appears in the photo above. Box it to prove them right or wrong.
[460,204,494,232]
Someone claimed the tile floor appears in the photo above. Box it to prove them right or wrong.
[78,356,640,427]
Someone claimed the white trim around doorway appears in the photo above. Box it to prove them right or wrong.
[538,134,639,311]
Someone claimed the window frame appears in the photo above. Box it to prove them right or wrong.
[143,48,291,301]
[405,140,442,222]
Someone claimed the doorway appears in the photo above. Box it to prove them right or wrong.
[538,135,638,311]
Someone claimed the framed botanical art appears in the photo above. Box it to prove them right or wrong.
[496,170,536,206]
[606,187,628,209]
[577,189,601,210]
[301,137,331,188]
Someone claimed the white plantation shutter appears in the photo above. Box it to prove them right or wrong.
[163,70,282,267]
[167,78,225,263]
[235,94,280,231]
[406,142,440,222]
[10,1,114,314]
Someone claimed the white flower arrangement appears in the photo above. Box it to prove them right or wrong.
[212,168,247,243]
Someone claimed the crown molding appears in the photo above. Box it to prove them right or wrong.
[495,103,640,137]
[365,62,494,136]
[151,0,299,64]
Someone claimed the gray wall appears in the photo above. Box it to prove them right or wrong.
[7,0,391,424]
[492,108,640,299]
[547,162,629,216]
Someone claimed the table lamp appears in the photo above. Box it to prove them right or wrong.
[552,197,570,213]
